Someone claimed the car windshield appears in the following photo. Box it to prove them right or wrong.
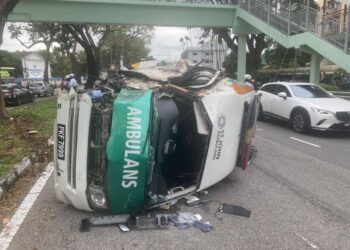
[290,85,333,98]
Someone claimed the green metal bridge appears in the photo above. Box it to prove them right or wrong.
[9,0,350,83]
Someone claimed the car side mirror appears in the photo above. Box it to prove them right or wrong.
[329,92,334,96]
[277,92,287,99]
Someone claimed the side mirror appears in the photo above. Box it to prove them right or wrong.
[277,92,287,99]
[329,92,334,96]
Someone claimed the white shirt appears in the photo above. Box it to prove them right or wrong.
[69,78,77,88]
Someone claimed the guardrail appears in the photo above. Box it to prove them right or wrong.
[330,91,350,100]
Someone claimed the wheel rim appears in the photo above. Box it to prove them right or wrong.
[293,113,304,132]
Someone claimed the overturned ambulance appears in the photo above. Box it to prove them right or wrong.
[54,61,259,214]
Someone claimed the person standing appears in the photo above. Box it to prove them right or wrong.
[68,74,77,91]
[244,74,254,89]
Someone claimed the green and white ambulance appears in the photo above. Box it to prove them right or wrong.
[54,61,259,214]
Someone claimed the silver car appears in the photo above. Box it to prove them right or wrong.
[28,82,54,97]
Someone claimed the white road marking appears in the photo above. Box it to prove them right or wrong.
[290,137,321,148]
[295,232,319,249]
[0,163,53,250]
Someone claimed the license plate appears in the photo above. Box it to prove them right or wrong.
[57,124,66,160]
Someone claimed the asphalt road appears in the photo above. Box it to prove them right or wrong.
[5,119,350,250]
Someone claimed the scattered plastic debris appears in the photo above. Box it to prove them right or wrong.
[87,90,103,99]
[219,203,251,218]
[27,130,38,134]
[184,195,200,206]
[47,137,54,146]
[168,212,213,233]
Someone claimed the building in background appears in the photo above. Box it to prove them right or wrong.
[12,51,51,82]
[181,43,228,71]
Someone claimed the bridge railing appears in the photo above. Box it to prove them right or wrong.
[142,0,350,54]
[240,0,350,55]
[142,0,238,5]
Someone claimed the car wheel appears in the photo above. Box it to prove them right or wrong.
[291,110,310,133]
[257,104,265,121]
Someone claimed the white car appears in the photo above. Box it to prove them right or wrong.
[257,82,350,133]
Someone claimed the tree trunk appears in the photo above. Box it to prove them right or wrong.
[44,43,50,83]
[0,0,19,120]
[0,88,10,119]
[69,53,81,83]
[85,47,99,89]
[0,19,5,45]
[0,19,10,118]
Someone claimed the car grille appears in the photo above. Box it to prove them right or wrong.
[336,112,350,123]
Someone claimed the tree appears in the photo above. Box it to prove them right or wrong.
[0,50,22,76]
[63,24,110,88]
[222,51,237,78]
[264,41,311,69]
[54,25,85,82]
[0,0,19,119]
[202,28,267,76]
[8,23,60,83]
[100,25,153,69]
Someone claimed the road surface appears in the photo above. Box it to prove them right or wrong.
[2,118,350,250]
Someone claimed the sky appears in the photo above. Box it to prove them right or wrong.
[0,25,200,61]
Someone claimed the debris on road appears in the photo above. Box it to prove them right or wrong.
[184,195,201,206]
[168,212,213,233]
[219,203,251,218]
[80,212,214,233]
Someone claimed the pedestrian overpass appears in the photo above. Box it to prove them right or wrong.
[9,0,350,83]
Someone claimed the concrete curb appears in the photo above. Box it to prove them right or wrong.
[0,153,38,200]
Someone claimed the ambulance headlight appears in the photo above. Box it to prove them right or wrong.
[87,184,108,210]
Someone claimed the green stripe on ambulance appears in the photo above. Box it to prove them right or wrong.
[107,89,152,214]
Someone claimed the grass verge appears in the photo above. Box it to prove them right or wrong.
[0,98,57,176]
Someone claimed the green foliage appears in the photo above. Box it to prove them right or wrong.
[320,83,340,91]
[223,51,237,78]
[264,41,311,69]
[100,25,153,69]
[334,68,347,77]
[0,98,57,175]
[8,23,61,82]
[0,50,22,77]
[277,0,319,12]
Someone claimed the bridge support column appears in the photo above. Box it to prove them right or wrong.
[310,52,321,84]
[237,34,247,83]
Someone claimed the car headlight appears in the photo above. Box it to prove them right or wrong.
[87,184,108,210]
[311,107,332,115]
